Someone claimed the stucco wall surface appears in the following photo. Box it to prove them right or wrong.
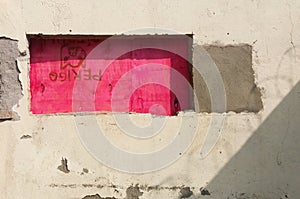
[0,0,300,198]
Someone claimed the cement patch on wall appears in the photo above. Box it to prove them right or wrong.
[0,37,22,120]
[193,44,263,113]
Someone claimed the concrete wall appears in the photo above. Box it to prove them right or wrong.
[0,0,300,198]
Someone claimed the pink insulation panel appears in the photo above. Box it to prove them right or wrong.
[29,36,191,116]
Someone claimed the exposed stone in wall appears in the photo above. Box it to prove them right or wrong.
[193,44,263,113]
[0,37,22,120]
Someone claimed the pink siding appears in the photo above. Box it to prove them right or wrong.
[29,37,191,116]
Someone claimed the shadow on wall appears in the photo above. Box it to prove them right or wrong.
[199,81,300,199]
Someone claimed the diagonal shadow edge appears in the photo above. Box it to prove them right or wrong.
[203,81,300,198]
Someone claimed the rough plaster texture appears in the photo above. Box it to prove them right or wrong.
[0,0,300,199]
[0,37,22,120]
[194,44,263,113]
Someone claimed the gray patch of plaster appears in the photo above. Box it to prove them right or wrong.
[0,37,22,120]
[193,44,263,113]
[126,185,143,199]
[57,157,70,173]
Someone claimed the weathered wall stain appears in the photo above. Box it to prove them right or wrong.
[50,184,202,199]
[76,185,214,199]
[47,181,293,198]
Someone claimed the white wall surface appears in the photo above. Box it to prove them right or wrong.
[0,0,300,198]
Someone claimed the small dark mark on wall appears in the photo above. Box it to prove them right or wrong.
[114,189,120,193]
[200,187,211,196]
[97,185,105,189]
[82,194,101,199]
[20,134,32,139]
[57,157,70,173]
[19,50,27,56]
[49,184,76,188]
[82,184,94,188]
[81,168,89,175]
[40,83,45,93]
[179,187,193,198]
[108,83,112,92]
[82,193,117,199]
